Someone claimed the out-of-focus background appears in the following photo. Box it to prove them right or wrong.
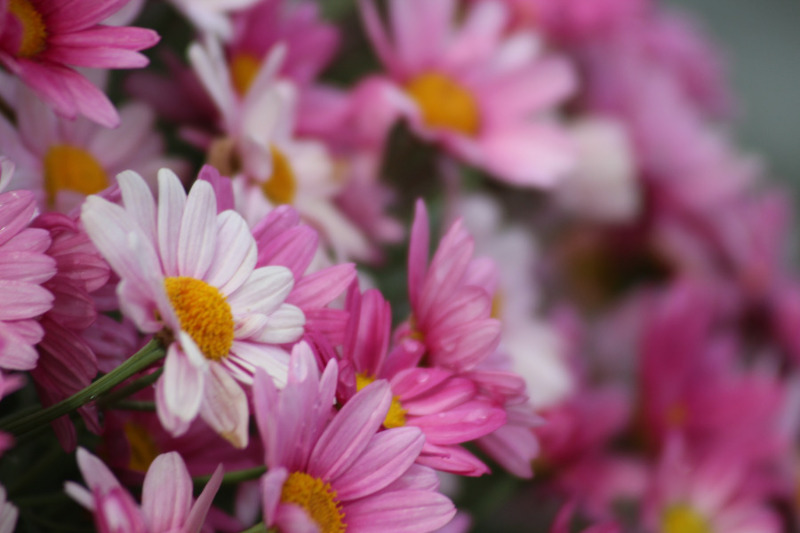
[666,0,800,188]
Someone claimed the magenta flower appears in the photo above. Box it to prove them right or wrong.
[29,211,112,450]
[81,169,305,446]
[360,0,576,186]
[338,285,506,476]
[0,0,159,127]
[65,447,223,533]
[254,342,456,532]
[0,157,55,371]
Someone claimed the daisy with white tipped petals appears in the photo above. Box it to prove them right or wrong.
[80,169,305,448]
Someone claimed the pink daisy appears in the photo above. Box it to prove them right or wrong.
[0,157,56,371]
[360,0,577,186]
[65,447,223,533]
[0,0,159,127]
[0,79,185,213]
[337,285,506,476]
[254,341,457,532]
[81,168,306,447]
[399,200,501,372]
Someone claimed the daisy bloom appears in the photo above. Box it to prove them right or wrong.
[81,169,305,447]
[0,0,159,127]
[65,447,223,533]
[0,485,16,533]
[0,156,56,371]
[360,0,577,186]
[338,285,506,476]
[255,342,457,533]
[399,200,501,372]
[190,37,372,259]
[167,0,260,38]
[0,79,185,213]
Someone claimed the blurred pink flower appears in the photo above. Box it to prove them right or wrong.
[360,0,576,187]
[0,0,159,127]
[0,79,185,213]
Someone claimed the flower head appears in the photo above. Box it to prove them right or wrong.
[65,447,223,533]
[0,0,159,127]
[81,168,305,446]
[255,342,457,532]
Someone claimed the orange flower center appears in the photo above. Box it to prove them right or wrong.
[661,504,711,533]
[164,277,235,361]
[356,374,407,429]
[230,52,261,95]
[405,72,480,136]
[43,145,109,207]
[8,0,47,58]
[123,421,160,473]
[261,146,297,205]
[280,472,346,533]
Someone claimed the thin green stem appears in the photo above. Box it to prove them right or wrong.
[0,339,165,437]
[193,466,266,487]
[97,367,163,406]
[106,400,156,411]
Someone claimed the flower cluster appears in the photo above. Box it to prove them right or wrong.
[0,0,797,532]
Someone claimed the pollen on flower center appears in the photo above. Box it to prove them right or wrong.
[164,277,235,362]
[8,0,47,58]
[261,146,297,205]
[661,504,711,533]
[230,52,261,95]
[405,72,480,136]
[280,472,346,533]
[356,374,407,429]
[123,421,160,473]
[43,145,109,206]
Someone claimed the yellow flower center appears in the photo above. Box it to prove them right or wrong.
[164,277,235,362]
[405,72,480,136]
[280,472,346,533]
[261,146,297,205]
[230,52,261,95]
[662,504,711,533]
[43,145,109,207]
[491,291,504,320]
[8,0,47,58]
[356,374,407,429]
[123,421,160,473]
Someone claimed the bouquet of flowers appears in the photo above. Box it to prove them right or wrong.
[0,1,796,532]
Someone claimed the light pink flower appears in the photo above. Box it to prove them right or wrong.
[65,447,223,533]
[0,0,159,127]
[81,169,305,447]
[167,0,260,38]
[255,341,457,533]
[0,79,185,213]
[0,157,55,371]
[360,0,576,186]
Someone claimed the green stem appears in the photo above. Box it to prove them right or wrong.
[106,400,156,411]
[0,340,165,436]
[193,466,266,487]
[97,367,163,406]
